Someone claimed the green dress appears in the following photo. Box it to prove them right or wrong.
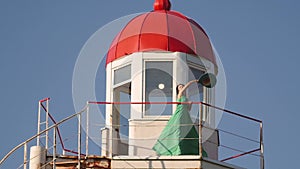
[152,96,208,156]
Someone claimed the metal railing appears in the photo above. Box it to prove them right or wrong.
[0,99,88,169]
[0,99,264,169]
[88,101,264,169]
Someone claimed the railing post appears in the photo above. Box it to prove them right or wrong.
[78,112,82,169]
[37,102,41,146]
[46,99,49,150]
[53,127,57,169]
[0,106,87,167]
[23,142,27,169]
[86,102,89,157]
[199,103,203,158]
[260,122,264,169]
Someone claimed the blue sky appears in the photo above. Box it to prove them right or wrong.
[0,0,299,168]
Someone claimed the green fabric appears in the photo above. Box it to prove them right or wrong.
[152,96,208,156]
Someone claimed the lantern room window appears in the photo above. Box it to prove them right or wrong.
[144,61,173,116]
[114,64,131,85]
[187,66,205,122]
[188,66,204,98]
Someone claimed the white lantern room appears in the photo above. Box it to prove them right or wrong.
[102,0,219,160]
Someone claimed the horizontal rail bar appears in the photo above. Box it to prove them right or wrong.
[217,128,260,144]
[89,101,188,105]
[221,148,261,162]
[201,102,262,123]
[39,97,50,103]
[64,149,85,156]
[88,101,262,123]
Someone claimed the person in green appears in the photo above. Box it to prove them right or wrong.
[152,79,207,157]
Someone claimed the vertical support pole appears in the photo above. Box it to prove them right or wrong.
[260,122,264,169]
[86,102,89,157]
[199,103,203,158]
[46,99,49,150]
[53,127,57,169]
[202,88,207,122]
[108,104,113,158]
[78,112,82,169]
[37,102,41,146]
[23,142,27,169]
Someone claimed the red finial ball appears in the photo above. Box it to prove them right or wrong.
[154,0,171,11]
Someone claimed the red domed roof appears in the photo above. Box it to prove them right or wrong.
[106,1,216,65]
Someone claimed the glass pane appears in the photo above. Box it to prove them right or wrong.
[188,67,205,122]
[114,64,131,85]
[113,82,131,155]
[145,61,173,116]
[188,67,204,97]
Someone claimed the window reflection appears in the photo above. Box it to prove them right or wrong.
[145,61,173,116]
[188,67,204,123]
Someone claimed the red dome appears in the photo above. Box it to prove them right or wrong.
[106,9,216,65]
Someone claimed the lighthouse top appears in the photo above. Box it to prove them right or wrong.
[153,0,171,11]
[106,0,216,65]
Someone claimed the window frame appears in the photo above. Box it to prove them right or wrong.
[112,63,132,89]
[187,55,214,124]
[142,59,176,118]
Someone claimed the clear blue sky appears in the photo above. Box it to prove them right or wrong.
[0,0,299,168]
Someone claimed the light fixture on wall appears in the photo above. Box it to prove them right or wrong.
[158,83,165,90]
